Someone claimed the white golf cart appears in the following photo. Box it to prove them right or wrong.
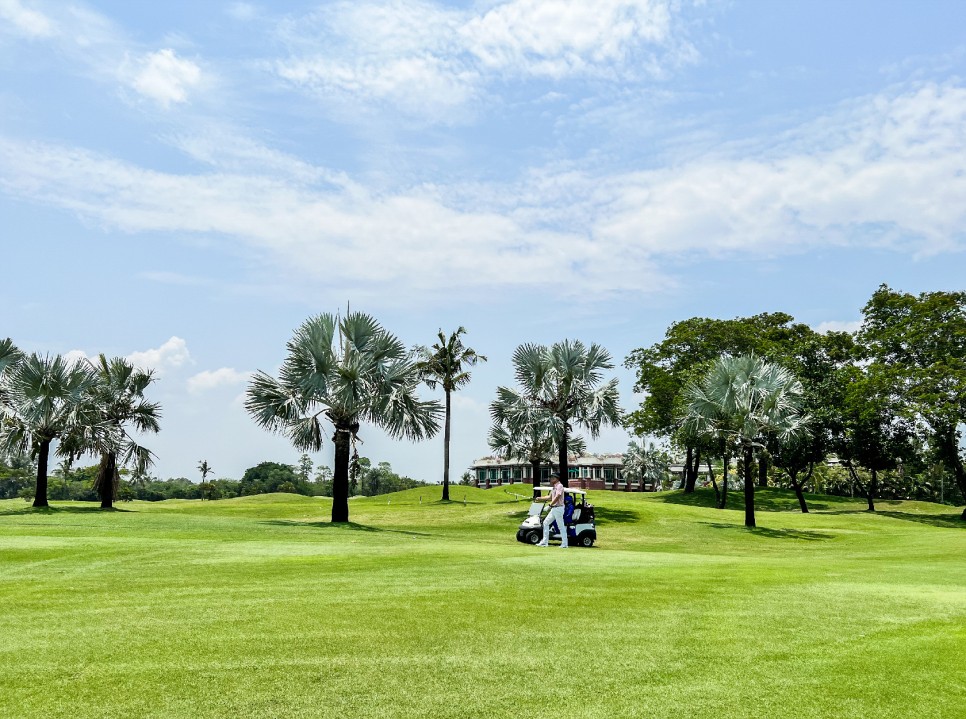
[516,486,597,547]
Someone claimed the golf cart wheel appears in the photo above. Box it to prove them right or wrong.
[525,530,541,545]
[578,533,594,548]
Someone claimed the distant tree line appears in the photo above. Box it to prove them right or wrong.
[1,453,424,503]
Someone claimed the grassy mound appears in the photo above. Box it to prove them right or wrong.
[1,489,963,718]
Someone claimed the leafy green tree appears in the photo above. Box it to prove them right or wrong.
[245,312,442,522]
[625,313,817,492]
[832,364,918,513]
[297,453,313,483]
[859,285,966,519]
[497,340,620,488]
[683,354,809,528]
[69,355,161,509]
[240,461,301,495]
[417,327,486,501]
[0,353,101,508]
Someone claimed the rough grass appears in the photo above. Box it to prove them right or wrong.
[1,487,963,719]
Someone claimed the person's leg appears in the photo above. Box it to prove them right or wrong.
[538,511,552,546]
[553,506,569,547]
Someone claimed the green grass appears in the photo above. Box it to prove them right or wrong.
[1,487,964,719]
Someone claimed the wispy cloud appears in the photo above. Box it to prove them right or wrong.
[1,82,963,302]
[274,0,694,123]
[0,0,54,38]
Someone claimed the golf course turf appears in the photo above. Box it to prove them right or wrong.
[1,487,963,718]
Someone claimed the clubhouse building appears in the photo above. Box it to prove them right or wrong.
[469,453,690,491]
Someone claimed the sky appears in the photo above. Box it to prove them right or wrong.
[1,0,965,483]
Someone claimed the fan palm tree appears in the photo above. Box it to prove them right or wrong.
[416,327,486,501]
[245,312,442,523]
[623,440,670,491]
[682,354,808,528]
[0,353,101,508]
[489,387,586,496]
[503,340,621,486]
[68,355,162,509]
[198,460,214,501]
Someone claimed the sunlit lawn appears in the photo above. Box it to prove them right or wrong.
[1,487,963,718]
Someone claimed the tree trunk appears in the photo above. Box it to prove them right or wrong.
[95,452,119,509]
[867,468,877,513]
[758,454,769,488]
[684,446,700,493]
[558,424,569,487]
[32,438,51,508]
[708,461,720,508]
[721,455,729,509]
[936,427,966,520]
[530,458,542,499]
[331,429,351,523]
[442,388,451,501]
[743,446,755,528]
[789,468,809,513]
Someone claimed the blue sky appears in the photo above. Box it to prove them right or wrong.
[1,0,964,483]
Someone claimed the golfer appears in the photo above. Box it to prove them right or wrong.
[536,473,568,548]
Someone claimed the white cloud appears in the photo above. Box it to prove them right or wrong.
[227,2,257,21]
[187,367,250,393]
[814,320,862,334]
[0,0,54,38]
[0,82,964,300]
[127,337,192,375]
[130,49,202,107]
[274,0,691,121]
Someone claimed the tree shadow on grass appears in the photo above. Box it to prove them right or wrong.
[260,520,433,537]
[0,505,132,517]
[699,522,834,541]
[874,510,965,529]
[652,488,869,513]
[594,507,642,525]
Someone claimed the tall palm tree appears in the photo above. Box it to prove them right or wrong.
[682,354,808,528]
[70,355,162,510]
[245,312,442,523]
[416,327,486,501]
[0,353,101,508]
[489,387,586,496]
[502,340,621,486]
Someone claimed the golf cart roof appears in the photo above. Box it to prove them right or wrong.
[534,486,586,495]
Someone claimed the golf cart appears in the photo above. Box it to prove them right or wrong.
[516,487,597,547]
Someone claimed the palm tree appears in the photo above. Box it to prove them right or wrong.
[682,354,808,528]
[501,340,621,486]
[416,327,486,501]
[489,387,586,496]
[74,355,162,509]
[0,353,101,508]
[245,312,442,523]
[198,460,213,500]
[623,440,669,491]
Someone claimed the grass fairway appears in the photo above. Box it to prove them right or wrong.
[1,487,964,719]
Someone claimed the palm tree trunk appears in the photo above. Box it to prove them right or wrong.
[558,424,569,487]
[743,446,755,528]
[95,452,118,509]
[708,461,720,507]
[32,438,51,508]
[442,388,451,501]
[758,454,769,488]
[332,429,351,523]
[530,458,541,499]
